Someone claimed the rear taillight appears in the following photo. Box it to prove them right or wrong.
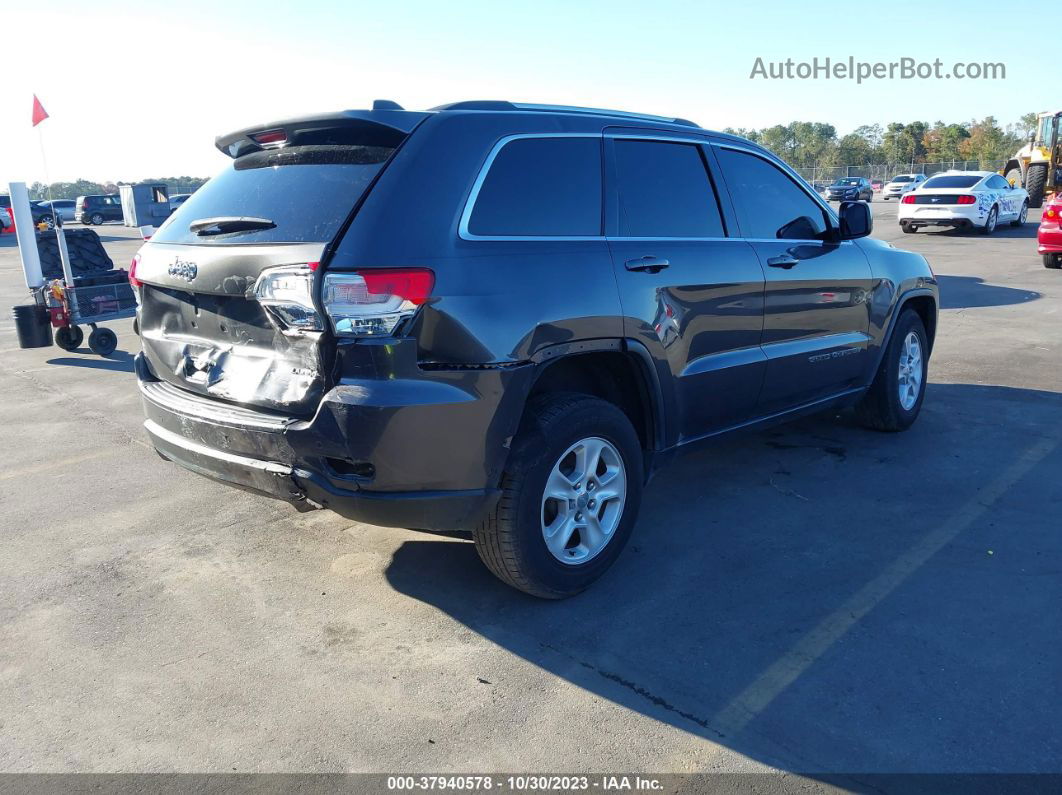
[323,268,434,337]
[254,265,322,335]
[1045,204,1062,220]
[956,195,976,205]
[901,195,915,204]
[129,254,142,287]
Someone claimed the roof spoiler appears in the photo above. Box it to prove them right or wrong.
[215,108,429,159]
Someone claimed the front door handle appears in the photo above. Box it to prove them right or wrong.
[766,254,800,269]
[625,256,670,273]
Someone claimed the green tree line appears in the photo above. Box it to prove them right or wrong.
[28,177,209,201]
[724,113,1038,169]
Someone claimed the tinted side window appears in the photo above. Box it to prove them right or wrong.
[612,140,724,237]
[716,148,829,240]
[987,175,1009,190]
[468,137,601,236]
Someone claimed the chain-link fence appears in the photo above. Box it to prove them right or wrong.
[795,160,1011,187]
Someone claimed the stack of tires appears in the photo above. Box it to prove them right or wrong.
[36,228,114,280]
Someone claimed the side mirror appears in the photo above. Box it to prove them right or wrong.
[839,200,872,240]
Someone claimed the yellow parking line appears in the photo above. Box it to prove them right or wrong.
[0,448,119,481]
[711,434,1058,739]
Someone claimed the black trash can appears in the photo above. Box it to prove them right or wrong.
[13,304,53,349]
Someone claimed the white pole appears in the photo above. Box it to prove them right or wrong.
[55,227,75,288]
[8,182,43,289]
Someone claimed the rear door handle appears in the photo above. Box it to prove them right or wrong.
[766,254,799,269]
[625,256,670,273]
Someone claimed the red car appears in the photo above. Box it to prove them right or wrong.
[1037,197,1062,268]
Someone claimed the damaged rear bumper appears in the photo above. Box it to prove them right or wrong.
[136,350,527,530]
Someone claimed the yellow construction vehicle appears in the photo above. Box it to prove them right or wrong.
[1003,111,1062,208]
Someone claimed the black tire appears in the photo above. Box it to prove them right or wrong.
[54,325,84,351]
[1044,254,1062,269]
[1025,163,1047,209]
[87,327,117,356]
[473,393,644,599]
[901,222,917,233]
[979,206,998,235]
[1011,201,1028,227]
[89,212,104,225]
[854,309,928,432]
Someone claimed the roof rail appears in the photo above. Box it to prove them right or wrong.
[429,100,698,127]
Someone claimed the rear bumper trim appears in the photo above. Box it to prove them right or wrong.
[143,417,499,530]
[145,419,293,476]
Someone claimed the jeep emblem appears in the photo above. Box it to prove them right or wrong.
[168,258,198,281]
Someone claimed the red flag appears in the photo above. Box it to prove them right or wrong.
[32,94,49,127]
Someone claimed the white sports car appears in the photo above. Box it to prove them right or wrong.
[898,171,1029,235]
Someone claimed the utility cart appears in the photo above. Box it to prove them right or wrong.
[44,272,136,356]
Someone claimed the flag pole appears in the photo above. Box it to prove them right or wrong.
[33,100,74,288]
[35,124,61,230]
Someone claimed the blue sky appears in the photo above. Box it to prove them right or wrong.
[2,0,1040,182]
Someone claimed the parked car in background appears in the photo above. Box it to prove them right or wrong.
[898,171,1029,235]
[825,177,873,202]
[871,180,883,191]
[1,196,75,228]
[75,194,123,225]
[882,174,926,200]
[169,193,192,212]
[28,200,57,228]
[1037,195,1062,268]
[133,100,938,598]
[42,199,77,222]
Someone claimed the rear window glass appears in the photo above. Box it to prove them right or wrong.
[152,145,392,245]
[922,175,981,189]
[468,137,601,236]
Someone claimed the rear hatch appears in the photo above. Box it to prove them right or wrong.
[135,111,424,415]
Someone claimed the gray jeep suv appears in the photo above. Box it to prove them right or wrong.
[133,100,938,598]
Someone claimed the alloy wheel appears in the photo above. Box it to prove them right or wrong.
[540,437,627,565]
[898,331,923,411]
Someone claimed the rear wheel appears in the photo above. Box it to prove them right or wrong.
[855,309,928,432]
[1011,201,1028,227]
[89,212,104,225]
[1025,163,1047,208]
[473,393,643,599]
[901,222,917,233]
[1044,254,1062,269]
[87,327,117,356]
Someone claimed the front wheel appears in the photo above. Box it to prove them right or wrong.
[55,325,84,351]
[980,206,998,235]
[854,309,929,432]
[1011,201,1028,227]
[474,393,643,599]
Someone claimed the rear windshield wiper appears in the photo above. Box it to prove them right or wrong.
[189,216,276,236]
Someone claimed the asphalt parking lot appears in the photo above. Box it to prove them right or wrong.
[0,199,1059,776]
